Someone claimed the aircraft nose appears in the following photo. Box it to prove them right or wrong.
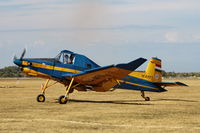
[14,59,22,66]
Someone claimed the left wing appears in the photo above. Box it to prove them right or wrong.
[62,58,147,86]
[154,82,188,87]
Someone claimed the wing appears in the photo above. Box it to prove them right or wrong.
[154,82,188,87]
[62,58,147,86]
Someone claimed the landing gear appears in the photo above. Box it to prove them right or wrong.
[141,91,150,101]
[37,94,45,102]
[58,77,75,104]
[144,97,150,101]
[36,79,58,103]
[36,78,77,104]
[58,95,68,104]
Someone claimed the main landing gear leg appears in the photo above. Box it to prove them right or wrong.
[141,91,150,101]
[58,77,75,104]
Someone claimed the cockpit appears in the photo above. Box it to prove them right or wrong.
[54,50,100,69]
[55,50,75,64]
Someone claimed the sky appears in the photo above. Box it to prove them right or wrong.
[0,0,200,72]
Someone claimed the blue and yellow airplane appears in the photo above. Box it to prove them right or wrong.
[13,50,187,104]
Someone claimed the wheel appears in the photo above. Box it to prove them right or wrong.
[59,95,68,104]
[37,94,45,102]
[145,97,150,101]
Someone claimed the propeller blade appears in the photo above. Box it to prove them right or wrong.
[13,55,17,61]
[20,49,26,60]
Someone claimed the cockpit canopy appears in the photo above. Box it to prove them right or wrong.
[55,50,100,69]
[55,50,75,65]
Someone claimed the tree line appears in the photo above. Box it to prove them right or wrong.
[162,71,200,78]
[0,66,199,78]
[0,66,25,77]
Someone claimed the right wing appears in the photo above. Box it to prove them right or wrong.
[62,58,147,86]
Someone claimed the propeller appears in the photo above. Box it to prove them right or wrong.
[20,48,26,61]
[13,48,27,68]
[13,49,26,61]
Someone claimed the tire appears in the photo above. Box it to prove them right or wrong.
[37,94,45,102]
[145,97,150,101]
[58,95,68,104]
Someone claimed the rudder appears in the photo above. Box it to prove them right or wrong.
[145,57,162,82]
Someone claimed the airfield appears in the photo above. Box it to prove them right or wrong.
[0,78,199,133]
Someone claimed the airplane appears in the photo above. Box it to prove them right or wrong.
[13,49,188,104]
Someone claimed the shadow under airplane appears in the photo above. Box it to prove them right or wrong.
[54,99,153,105]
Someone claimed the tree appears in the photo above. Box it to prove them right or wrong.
[0,66,24,77]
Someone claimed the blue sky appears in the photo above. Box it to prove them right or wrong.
[0,0,200,72]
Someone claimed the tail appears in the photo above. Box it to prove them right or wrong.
[129,57,163,82]
[145,57,162,82]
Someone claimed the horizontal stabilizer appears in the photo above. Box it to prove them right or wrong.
[154,82,188,87]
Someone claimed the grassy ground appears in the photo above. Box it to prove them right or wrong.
[0,78,199,133]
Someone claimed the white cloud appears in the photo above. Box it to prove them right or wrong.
[192,34,200,41]
[29,40,46,48]
[110,1,200,13]
[165,32,179,43]
[0,0,57,6]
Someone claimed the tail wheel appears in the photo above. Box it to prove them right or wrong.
[59,95,68,104]
[37,94,45,102]
[145,97,150,101]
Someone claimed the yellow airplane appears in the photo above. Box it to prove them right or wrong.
[13,50,187,104]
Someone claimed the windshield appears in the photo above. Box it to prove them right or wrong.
[55,52,75,64]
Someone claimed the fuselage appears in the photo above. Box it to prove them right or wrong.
[14,57,166,93]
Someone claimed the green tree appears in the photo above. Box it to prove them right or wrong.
[0,66,24,77]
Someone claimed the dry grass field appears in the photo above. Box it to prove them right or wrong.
[0,78,199,133]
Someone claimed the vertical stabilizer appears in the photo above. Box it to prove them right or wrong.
[145,57,162,82]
